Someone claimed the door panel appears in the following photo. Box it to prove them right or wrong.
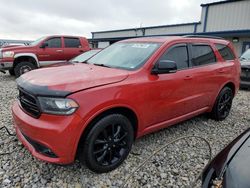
[37,37,65,64]
[143,44,196,127]
[144,69,197,127]
[63,37,83,60]
[188,43,222,111]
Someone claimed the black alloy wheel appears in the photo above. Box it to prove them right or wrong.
[81,114,134,173]
[211,87,233,121]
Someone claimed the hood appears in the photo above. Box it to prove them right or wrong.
[17,63,129,97]
[1,45,34,52]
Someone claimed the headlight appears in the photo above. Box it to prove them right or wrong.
[38,97,79,115]
[3,51,14,58]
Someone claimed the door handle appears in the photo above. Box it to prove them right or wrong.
[184,75,192,80]
[56,50,63,52]
[79,50,84,53]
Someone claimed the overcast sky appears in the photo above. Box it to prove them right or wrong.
[0,0,217,40]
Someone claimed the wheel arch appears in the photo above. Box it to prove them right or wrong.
[75,106,139,159]
[13,53,39,68]
[223,82,236,96]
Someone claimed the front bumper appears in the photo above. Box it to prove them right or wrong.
[0,61,13,71]
[12,101,83,164]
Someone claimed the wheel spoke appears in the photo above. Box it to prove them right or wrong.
[115,132,128,142]
[96,150,108,163]
[94,147,107,155]
[114,126,121,138]
[95,139,108,145]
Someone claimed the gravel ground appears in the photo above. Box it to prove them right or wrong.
[0,72,250,188]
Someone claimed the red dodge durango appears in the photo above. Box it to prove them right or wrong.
[12,36,240,173]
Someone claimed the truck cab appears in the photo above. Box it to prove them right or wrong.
[0,35,90,77]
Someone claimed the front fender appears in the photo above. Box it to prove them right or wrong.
[14,53,39,67]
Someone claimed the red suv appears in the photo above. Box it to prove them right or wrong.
[0,35,90,77]
[12,36,240,173]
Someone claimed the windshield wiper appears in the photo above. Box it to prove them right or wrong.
[93,63,111,68]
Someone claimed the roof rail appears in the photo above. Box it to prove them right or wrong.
[183,35,224,40]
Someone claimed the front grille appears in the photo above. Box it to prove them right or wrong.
[19,89,41,118]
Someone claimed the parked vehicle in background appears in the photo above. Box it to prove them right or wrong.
[47,49,101,67]
[1,43,26,49]
[202,128,250,188]
[0,35,90,77]
[71,49,101,63]
[240,49,250,89]
[12,36,240,173]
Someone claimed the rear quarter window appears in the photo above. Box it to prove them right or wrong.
[215,44,235,61]
[191,44,217,67]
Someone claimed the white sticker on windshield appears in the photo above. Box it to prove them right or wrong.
[131,44,150,48]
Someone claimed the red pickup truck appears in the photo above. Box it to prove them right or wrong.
[0,35,90,77]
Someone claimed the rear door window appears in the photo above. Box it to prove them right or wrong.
[191,44,216,67]
[64,37,81,48]
[215,44,235,61]
[160,44,189,70]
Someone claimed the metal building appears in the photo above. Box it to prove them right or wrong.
[91,0,250,55]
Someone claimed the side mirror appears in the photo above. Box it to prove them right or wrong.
[151,60,177,74]
[40,43,48,48]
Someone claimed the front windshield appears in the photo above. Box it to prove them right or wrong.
[30,36,46,46]
[87,42,162,70]
[241,49,250,61]
[71,49,100,63]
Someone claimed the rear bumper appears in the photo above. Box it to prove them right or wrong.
[12,101,83,164]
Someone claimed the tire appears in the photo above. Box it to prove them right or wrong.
[80,114,134,173]
[8,69,15,76]
[210,87,233,121]
[14,62,36,78]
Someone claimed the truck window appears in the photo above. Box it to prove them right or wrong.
[64,37,81,48]
[45,37,62,48]
[191,44,216,67]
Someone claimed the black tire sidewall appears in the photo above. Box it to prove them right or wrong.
[82,114,134,173]
[212,87,233,121]
[8,69,15,76]
[14,62,36,78]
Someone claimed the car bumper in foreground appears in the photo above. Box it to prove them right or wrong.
[12,101,83,164]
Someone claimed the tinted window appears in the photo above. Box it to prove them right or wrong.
[191,45,216,66]
[160,45,188,70]
[64,38,81,48]
[45,38,61,48]
[216,44,235,60]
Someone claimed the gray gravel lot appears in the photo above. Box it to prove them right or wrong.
[0,72,250,188]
